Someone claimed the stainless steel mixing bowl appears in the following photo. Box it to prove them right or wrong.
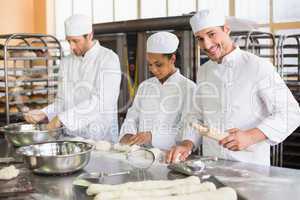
[16,141,94,175]
[2,123,63,146]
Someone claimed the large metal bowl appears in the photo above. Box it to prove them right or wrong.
[2,122,63,146]
[16,141,94,174]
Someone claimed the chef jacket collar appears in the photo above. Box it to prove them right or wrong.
[220,46,241,66]
[154,68,181,85]
[77,40,100,61]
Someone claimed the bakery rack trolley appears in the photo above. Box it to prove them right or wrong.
[277,34,300,169]
[0,34,62,125]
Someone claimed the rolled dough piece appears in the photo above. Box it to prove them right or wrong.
[191,122,228,141]
[0,165,19,180]
[94,182,216,200]
[94,140,112,151]
[87,176,200,196]
[112,187,237,200]
[191,123,254,152]
[113,143,140,152]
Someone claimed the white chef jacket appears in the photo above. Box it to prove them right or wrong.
[42,41,121,142]
[183,47,300,166]
[120,69,196,150]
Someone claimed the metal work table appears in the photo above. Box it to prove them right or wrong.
[1,138,300,200]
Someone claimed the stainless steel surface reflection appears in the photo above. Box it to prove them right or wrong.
[1,139,300,200]
[16,141,94,174]
[2,123,64,146]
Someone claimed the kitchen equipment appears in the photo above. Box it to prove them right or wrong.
[0,34,62,125]
[2,122,63,146]
[74,170,131,187]
[16,141,94,175]
[126,148,155,169]
[168,159,206,176]
[0,157,23,164]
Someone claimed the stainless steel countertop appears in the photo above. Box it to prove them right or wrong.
[1,138,300,200]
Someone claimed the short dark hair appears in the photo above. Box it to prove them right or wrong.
[163,52,176,59]
[83,32,94,38]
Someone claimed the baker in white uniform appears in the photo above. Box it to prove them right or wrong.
[166,9,300,165]
[119,32,196,150]
[24,14,121,142]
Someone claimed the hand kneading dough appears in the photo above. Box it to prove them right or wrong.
[87,176,200,196]
[113,143,140,152]
[0,165,19,180]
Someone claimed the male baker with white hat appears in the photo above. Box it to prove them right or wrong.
[119,31,196,150]
[24,14,121,142]
[166,9,300,165]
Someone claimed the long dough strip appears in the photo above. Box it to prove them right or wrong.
[87,176,200,196]
[109,187,237,200]
[94,182,216,200]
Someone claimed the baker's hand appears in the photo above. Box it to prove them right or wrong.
[219,128,266,151]
[47,116,62,130]
[120,132,152,146]
[23,110,47,124]
[119,134,134,144]
[166,140,193,164]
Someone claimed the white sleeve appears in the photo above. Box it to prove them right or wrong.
[119,85,144,140]
[181,83,202,148]
[256,61,300,144]
[58,53,121,132]
[41,60,66,121]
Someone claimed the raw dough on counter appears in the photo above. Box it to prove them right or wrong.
[93,182,216,200]
[103,187,237,200]
[94,140,112,151]
[87,176,200,195]
[0,165,19,180]
[113,143,140,152]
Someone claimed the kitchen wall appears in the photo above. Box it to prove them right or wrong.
[0,0,47,34]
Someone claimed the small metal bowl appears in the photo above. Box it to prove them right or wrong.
[16,141,94,175]
[168,159,205,176]
[2,122,63,146]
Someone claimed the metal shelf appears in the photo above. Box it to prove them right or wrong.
[0,33,62,124]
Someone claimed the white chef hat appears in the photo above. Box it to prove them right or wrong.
[65,14,92,37]
[190,9,226,34]
[147,32,179,54]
